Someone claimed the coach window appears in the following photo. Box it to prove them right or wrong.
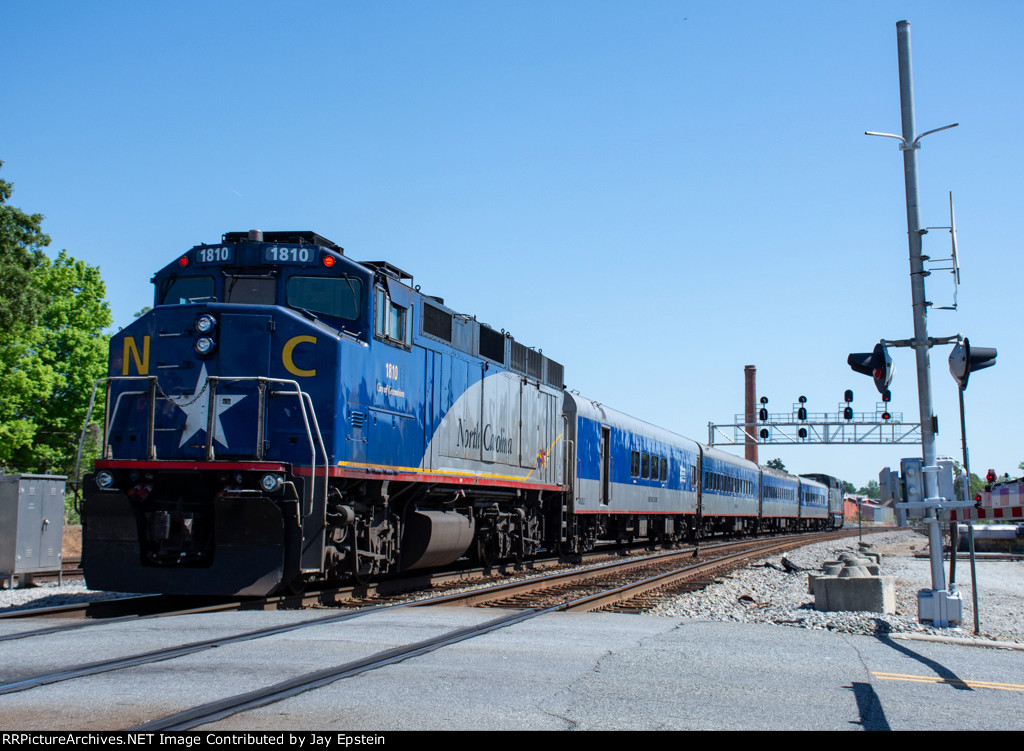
[630,451,640,478]
[660,457,668,483]
[641,453,650,480]
[159,275,215,305]
[287,276,362,321]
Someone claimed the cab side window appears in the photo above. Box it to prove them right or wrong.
[375,286,412,347]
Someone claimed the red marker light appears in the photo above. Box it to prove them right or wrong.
[178,256,189,267]
[322,255,335,268]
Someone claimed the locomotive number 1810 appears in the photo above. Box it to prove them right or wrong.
[263,246,312,263]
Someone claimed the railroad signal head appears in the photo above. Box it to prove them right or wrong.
[847,343,894,395]
[881,410,891,421]
[759,428,769,440]
[759,407,768,422]
[843,406,853,420]
[844,389,853,403]
[882,389,891,403]
[986,469,997,484]
[798,427,808,439]
[797,407,807,421]
[948,337,997,391]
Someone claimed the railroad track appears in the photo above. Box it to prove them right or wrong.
[0,528,865,730]
[0,530,854,635]
[416,530,856,613]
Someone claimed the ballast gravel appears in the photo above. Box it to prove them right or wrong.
[650,529,1024,646]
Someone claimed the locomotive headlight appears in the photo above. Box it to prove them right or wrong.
[95,470,115,489]
[194,314,217,334]
[260,473,284,493]
[194,336,216,356]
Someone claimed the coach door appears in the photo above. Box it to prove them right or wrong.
[600,426,611,505]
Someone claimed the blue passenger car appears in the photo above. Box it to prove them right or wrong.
[759,466,800,531]
[798,476,829,529]
[563,393,700,549]
[698,446,760,535]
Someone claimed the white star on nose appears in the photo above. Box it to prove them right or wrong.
[167,363,246,449]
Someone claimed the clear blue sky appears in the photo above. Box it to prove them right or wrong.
[3,1,1021,489]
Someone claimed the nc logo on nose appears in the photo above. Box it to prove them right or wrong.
[283,335,318,377]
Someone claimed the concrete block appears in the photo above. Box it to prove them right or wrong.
[812,575,896,614]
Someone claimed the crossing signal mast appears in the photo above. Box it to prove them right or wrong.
[858,21,1001,630]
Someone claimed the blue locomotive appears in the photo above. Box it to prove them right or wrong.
[81,230,843,596]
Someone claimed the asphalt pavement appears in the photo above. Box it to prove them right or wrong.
[1,607,1021,731]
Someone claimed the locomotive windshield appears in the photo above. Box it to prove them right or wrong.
[160,275,215,305]
[225,275,276,304]
[287,276,362,321]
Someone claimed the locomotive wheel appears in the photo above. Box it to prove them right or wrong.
[349,545,373,586]
[475,535,497,568]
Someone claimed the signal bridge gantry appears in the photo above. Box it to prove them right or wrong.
[708,407,922,447]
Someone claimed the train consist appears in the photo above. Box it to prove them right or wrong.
[81,230,844,596]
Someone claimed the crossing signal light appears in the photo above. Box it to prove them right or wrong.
[986,469,996,484]
[948,338,997,391]
[848,343,894,394]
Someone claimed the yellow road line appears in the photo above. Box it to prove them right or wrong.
[872,672,1024,692]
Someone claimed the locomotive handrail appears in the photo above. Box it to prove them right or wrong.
[75,375,329,516]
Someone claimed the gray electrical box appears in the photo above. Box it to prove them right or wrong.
[0,473,67,588]
[934,457,956,503]
[900,457,926,520]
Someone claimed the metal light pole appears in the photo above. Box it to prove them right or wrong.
[866,20,961,627]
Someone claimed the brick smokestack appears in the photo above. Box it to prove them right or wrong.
[744,365,758,464]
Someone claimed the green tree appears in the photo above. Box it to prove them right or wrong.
[952,461,985,499]
[856,480,880,500]
[0,161,49,331]
[842,480,856,495]
[0,167,111,477]
[766,458,786,471]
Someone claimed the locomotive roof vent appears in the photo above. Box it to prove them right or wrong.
[222,230,343,253]
[363,260,413,285]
